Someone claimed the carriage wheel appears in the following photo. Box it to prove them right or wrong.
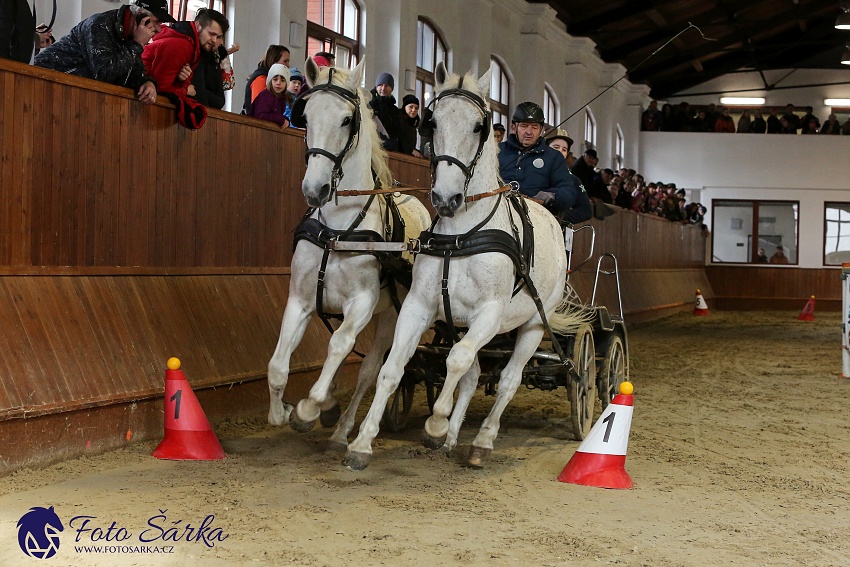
[569,325,597,441]
[382,380,416,432]
[597,335,626,410]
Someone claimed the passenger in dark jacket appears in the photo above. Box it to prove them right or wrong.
[0,0,36,63]
[369,72,401,152]
[33,3,171,103]
[498,101,591,225]
[397,94,421,157]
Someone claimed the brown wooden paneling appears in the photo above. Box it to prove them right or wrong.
[706,266,841,310]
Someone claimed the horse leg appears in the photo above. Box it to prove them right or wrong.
[468,321,544,467]
[423,305,503,448]
[267,299,313,426]
[290,292,378,433]
[344,296,436,470]
[442,356,480,454]
[327,307,397,451]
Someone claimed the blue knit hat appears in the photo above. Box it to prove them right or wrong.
[375,72,394,88]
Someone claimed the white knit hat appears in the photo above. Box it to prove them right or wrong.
[267,64,291,88]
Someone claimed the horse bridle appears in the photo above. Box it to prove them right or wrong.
[425,76,492,197]
[302,68,363,196]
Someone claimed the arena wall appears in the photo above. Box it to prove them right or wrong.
[0,60,705,472]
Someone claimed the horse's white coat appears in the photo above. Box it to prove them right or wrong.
[346,63,590,468]
[267,59,431,446]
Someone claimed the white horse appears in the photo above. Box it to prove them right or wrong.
[267,59,431,448]
[344,63,592,470]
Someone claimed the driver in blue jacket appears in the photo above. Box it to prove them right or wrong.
[498,101,592,225]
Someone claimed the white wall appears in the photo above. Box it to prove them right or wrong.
[640,132,850,268]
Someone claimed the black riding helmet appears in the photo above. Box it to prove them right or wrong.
[512,101,544,123]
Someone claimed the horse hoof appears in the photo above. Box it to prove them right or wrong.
[467,446,492,468]
[289,411,316,433]
[268,402,292,426]
[319,404,341,428]
[343,451,371,470]
[326,439,348,453]
[421,430,447,450]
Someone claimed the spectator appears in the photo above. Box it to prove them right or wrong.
[714,107,735,133]
[691,109,711,132]
[0,0,36,63]
[779,116,795,134]
[799,106,819,133]
[242,44,289,115]
[287,68,303,97]
[660,103,674,131]
[570,148,598,197]
[736,109,751,133]
[34,23,54,52]
[704,103,719,129]
[287,55,331,129]
[769,245,790,264]
[641,100,661,131]
[750,109,766,134]
[33,0,172,105]
[398,94,422,157]
[315,51,335,67]
[756,248,769,263]
[248,63,291,129]
[492,123,506,145]
[781,104,800,132]
[821,113,841,135]
[842,117,850,136]
[369,72,400,152]
[142,7,228,99]
[589,168,614,203]
[189,21,238,109]
[766,107,782,133]
[498,101,591,225]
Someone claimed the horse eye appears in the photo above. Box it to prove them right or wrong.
[473,123,483,133]
[342,116,352,126]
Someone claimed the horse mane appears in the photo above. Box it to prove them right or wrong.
[311,66,394,190]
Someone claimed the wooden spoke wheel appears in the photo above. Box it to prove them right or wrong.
[597,334,626,410]
[568,325,597,441]
[382,379,416,432]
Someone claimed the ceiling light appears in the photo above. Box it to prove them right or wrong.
[825,98,850,106]
[719,97,765,105]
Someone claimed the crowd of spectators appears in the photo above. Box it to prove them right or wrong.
[642,100,850,135]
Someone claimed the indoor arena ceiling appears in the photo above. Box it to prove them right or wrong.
[530,0,850,99]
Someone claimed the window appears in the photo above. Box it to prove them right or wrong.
[168,0,225,21]
[307,0,360,69]
[543,85,559,130]
[415,18,448,115]
[489,57,510,129]
[825,203,850,265]
[583,109,596,152]
[614,126,624,171]
[711,200,799,265]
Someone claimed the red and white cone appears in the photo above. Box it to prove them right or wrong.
[693,289,709,316]
[152,358,226,461]
[797,295,815,321]
[558,382,634,489]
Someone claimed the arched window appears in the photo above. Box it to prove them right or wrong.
[307,0,360,69]
[543,84,559,130]
[169,0,226,21]
[415,18,448,111]
[614,125,625,170]
[584,109,596,151]
[489,57,510,129]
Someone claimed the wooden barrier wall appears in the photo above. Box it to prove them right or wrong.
[706,266,842,311]
[0,59,707,472]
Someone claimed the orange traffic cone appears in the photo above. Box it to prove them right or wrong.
[152,358,226,460]
[558,382,634,489]
[797,295,815,321]
[693,289,709,316]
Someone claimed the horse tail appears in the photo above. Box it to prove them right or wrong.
[547,284,596,336]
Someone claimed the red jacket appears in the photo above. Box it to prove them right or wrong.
[141,23,200,98]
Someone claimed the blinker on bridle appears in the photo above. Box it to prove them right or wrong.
[426,75,492,197]
[303,67,363,197]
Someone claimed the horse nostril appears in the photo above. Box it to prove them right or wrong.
[449,193,463,211]
[430,192,443,209]
[321,184,331,197]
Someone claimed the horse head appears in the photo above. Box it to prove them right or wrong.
[301,58,370,208]
[428,61,493,217]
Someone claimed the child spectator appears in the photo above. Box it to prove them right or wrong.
[248,63,291,129]
[242,44,289,115]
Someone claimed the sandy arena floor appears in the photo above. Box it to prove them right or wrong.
[1,310,848,566]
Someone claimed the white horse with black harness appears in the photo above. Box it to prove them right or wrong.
[267,59,431,448]
[344,63,594,470]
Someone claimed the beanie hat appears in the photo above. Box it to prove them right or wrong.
[376,72,394,88]
[402,94,419,107]
[289,68,303,83]
[312,55,330,68]
[267,64,290,89]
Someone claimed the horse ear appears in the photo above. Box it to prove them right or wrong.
[477,67,492,99]
[305,57,319,87]
[347,58,366,91]
[435,61,448,88]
